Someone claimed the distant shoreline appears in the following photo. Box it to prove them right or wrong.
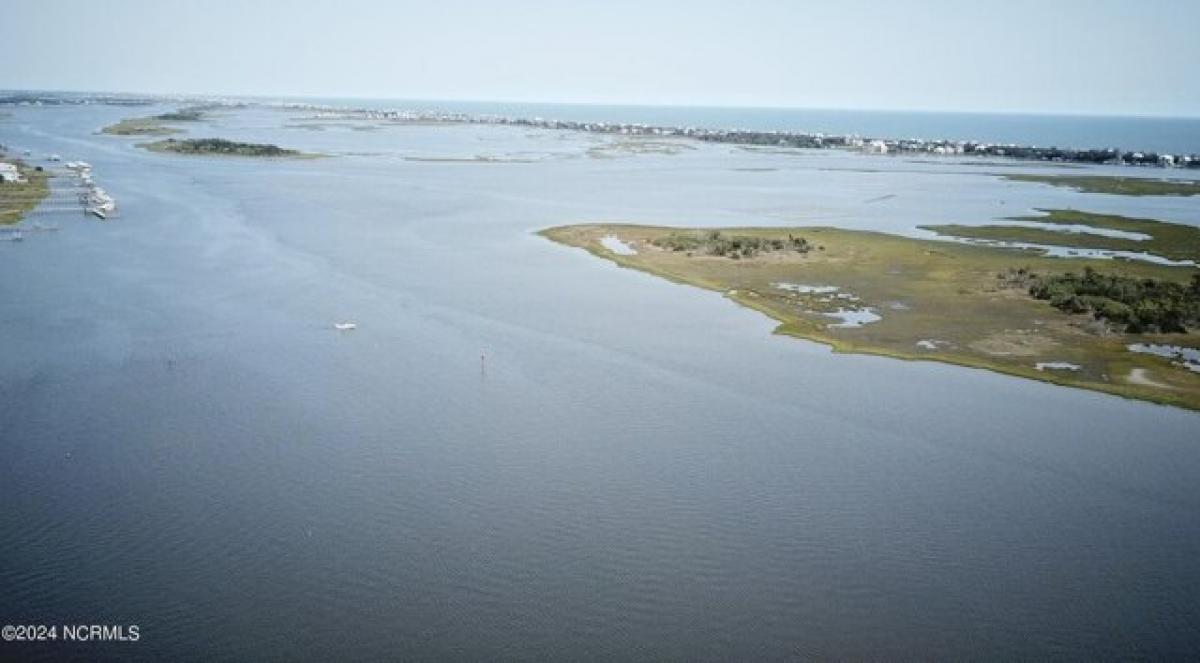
[5,91,1200,168]
[285,105,1200,170]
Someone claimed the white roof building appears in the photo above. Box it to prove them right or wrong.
[0,162,25,183]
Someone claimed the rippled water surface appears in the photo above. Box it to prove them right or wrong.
[2,105,1200,660]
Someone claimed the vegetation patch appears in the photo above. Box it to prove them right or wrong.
[1003,174,1200,196]
[142,138,314,158]
[541,223,1200,410]
[101,107,207,135]
[103,117,181,136]
[921,209,1200,263]
[152,109,205,122]
[1002,266,1200,333]
[0,158,50,225]
[588,138,696,158]
[651,230,813,258]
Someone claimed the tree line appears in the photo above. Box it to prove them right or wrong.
[1004,266,1200,333]
[652,231,813,259]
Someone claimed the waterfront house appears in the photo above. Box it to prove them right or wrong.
[0,162,25,183]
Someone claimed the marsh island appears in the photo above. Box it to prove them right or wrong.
[142,138,311,158]
[921,209,1200,263]
[542,222,1200,410]
[101,108,207,136]
[1002,174,1200,196]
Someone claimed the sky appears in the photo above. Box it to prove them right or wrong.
[4,0,1199,117]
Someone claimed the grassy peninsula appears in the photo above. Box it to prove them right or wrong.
[102,108,206,136]
[0,158,50,225]
[142,138,313,158]
[921,209,1200,262]
[541,223,1200,410]
[1003,174,1200,196]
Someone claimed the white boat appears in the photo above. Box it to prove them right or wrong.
[334,322,357,331]
[82,187,116,216]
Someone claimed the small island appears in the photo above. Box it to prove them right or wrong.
[141,138,314,158]
[541,221,1200,410]
[1002,174,1200,196]
[101,108,207,136]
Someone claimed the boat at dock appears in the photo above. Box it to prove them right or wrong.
[82,186,116,218]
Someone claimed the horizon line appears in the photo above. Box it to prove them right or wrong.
[3,86,1200,121]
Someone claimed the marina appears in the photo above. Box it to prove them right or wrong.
[0,151,117,234]
[66,159,117,219]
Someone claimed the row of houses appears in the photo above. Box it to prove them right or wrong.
[851,139,1198,167]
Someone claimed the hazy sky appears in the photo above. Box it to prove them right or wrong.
[5,0,1199,116]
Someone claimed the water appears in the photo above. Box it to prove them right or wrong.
[773,283,840,294]
[598,236,637,255]
[823,307,882,328]
[1128,344,1200,373]
[2,103,1200,660]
